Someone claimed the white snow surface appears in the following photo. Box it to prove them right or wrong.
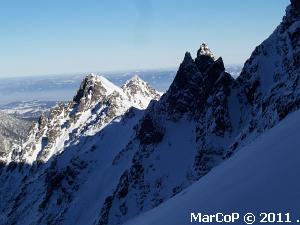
[62,110,145,225]
[126,109,300,225]
[89,73,123,95]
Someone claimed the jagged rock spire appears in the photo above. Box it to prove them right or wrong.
[197,43,215,60]
[195,43,215,73]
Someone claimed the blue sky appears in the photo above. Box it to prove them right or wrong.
[0,0,290,77]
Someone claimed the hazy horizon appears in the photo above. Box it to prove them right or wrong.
[0,63,243,79]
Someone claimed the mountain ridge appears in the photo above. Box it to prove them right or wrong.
[4,74,161,164]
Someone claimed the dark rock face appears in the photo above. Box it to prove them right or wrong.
[193,71,235,177]
[162,46,227,117]
[199,57,227,102]
[73,74,107,112]
[137,115,164,145]
[285,0,300,24]
[291,0,300,12]
[163,52,202,114]
[73,75,103,104]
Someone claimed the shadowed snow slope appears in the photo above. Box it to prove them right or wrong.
[126,108,300,225]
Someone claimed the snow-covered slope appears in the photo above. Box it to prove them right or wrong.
[126,108,300,225]
[0,112,31,163]
[225,0,300,157]
[0,108,146,225]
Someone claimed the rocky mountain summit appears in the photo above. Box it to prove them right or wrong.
[122,75,162,109]
[197,42,215,60]
[0,1,300,225]
[4,74,161,164]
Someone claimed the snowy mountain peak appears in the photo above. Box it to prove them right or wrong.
[122,75,162,109]
[197,43,215,60]
[86,72,97,78]
[73,73,121,110]
[122,75,146,87]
